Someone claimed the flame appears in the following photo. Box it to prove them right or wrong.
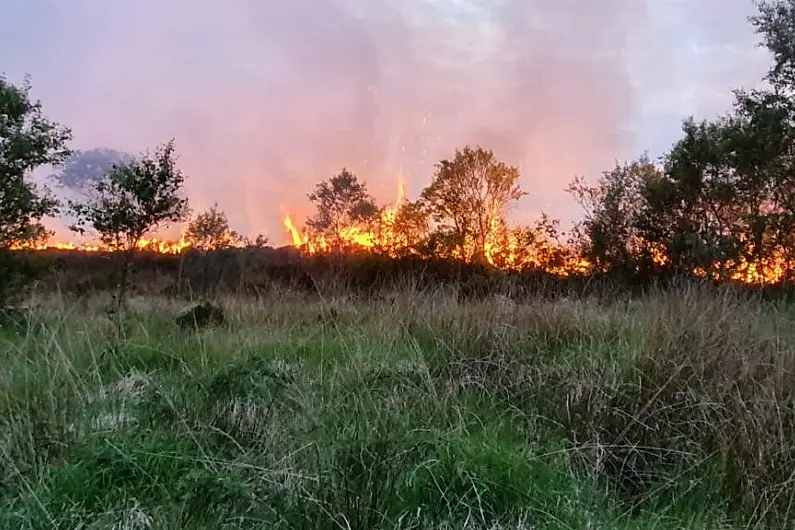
[283,178,409,256]
[10,229,195,254]
[10,179,795,285]
[281,180,591,276]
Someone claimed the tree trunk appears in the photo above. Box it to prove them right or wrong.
[113,247,135,338]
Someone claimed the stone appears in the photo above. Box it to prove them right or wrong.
[176,302,225,330]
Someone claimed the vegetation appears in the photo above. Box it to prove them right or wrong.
[419,145,525,261]
[306,168,379,249]
[5,2,795,528]
[1,284,794,529]
[0,74,71,303]
[67,139,189,313]
[185,203,244,252]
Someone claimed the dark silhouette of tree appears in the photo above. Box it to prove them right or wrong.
[68,140,189,315]
[420,146,525,261]
[183,203,248,297]
[389,200,430,256]
[751,0,795,88]
[306,168,378,249]
[0,75,71,302]
[568,155,661,275]
[0,76,71,249]
[51,147,134,189]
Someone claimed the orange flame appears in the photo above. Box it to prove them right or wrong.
[10,229,195,254]
[11,179,795,285]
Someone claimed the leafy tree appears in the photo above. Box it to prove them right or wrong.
[51,147,134,189]
[182,203,245,297]
[185,203,243,251]
[69,139,189,312]
[390,200,430,256]
[420,146,525,261]
[0,75,72,302]
[306,168,378,249]
[751,0,795,89]
[567,155,661,274]
[571,2,795,284]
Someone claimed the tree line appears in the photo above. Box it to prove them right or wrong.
[4,0,795,302]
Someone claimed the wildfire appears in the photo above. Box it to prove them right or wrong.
[283,180,409,256]
[281,180,590,276]
[11,181,795,286]
[10,230,194,255]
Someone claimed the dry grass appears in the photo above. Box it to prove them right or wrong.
[0,282,793,528]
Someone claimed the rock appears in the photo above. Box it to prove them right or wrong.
[176,302,225,330]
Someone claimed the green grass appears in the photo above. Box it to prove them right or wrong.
[1,284,793,528]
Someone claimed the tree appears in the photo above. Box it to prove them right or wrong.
[581,1,795,284]
[0,75,72,301]
[567,155,661,274]
[306,168,378,249]
[183,203,248,297]
[69,139,189,313]
[750,0,795,90]
[185,203,243,251]
[51,147,134,190]
[420,146,526,261]
[391,200,430,256]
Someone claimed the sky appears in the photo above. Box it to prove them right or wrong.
[0,0,773,244]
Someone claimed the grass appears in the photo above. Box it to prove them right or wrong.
[1,283,794,529]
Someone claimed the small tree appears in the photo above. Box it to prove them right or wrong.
[0,75,72,302]
[185,203,242,251]
[184,203,245,295]
[567,155,660,275]
[391,200,430,256]
[420,146,526,261]
[69,139,188,313]
[306,168,378,250]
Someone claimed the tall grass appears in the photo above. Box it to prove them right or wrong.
[0,283,793,528]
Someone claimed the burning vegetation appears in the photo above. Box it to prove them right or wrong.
[11,141,795,287]
[6,0,795,294]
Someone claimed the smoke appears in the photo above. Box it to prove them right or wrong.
[1,0,771,244]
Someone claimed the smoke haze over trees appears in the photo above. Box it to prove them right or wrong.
[0,0,772,240]
[6,0,795,284]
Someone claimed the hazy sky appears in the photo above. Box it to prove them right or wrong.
[1,0,772,243]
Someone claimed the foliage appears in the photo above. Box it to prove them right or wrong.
[68,140,188,252]
[420,145,525,260]
[568,155,662,274]
[564,2,795,282]
[67,140,188,312]
[0,75,71,249]
[185,203,243,251]
[306,168,378,248]
[51,147,134,189]
[0,75,71,303]
[750,0,795,89]
[389,199,430,256]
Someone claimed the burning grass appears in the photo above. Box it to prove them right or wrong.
[1,284,794,528]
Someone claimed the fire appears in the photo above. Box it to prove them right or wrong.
[282,180,590,276]
[283,179,409,256]
[10,180,795,286]
[10,229,194,254]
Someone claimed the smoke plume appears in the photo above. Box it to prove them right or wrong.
[1,0,770,243]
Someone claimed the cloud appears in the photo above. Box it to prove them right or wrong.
[0,0,772,242]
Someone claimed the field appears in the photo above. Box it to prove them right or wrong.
[2,281,795,529]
